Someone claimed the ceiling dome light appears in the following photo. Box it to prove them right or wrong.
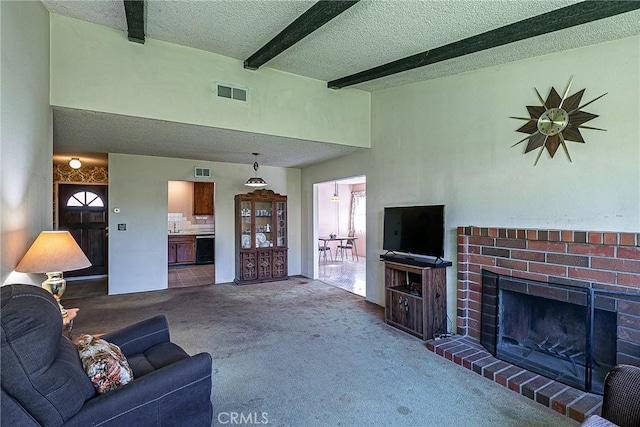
[68,158,82,169]
[245,153,268,188]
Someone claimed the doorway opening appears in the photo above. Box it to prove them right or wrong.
[315,176,366,296]
[56,183,109,299]
[167,180,216,288]
[57,184,108,278]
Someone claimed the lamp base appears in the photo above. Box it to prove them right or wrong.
[42,272,67,318]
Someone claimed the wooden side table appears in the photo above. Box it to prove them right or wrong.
[63,308,79,338]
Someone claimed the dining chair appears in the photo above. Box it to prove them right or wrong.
[338,230,358,261]
[319,242,332,263]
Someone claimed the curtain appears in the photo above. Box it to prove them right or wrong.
[350,191,366,233]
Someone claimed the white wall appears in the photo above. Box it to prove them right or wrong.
[0,1,52,285]
[302,36,640,326]
[49,14,370,148]
[317,183,340,239]
[108,154,301,294]
[167,180,194,219]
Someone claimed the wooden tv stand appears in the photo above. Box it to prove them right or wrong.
[383,260,448,340]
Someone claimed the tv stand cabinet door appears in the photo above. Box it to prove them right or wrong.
[386,288,423,337]
[423,268,447,339]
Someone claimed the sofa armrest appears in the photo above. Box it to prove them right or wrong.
[65,352,213,427]
[101,315,170,357]
[601,364,640,427]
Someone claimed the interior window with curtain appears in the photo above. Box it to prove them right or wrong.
[350,191,366,233]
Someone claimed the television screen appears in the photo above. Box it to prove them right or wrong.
[383,205,444,258]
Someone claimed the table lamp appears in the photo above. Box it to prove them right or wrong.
[15,231,91,317]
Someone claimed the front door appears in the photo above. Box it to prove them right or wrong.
[58,184,108,277]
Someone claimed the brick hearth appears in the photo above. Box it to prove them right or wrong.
[435,226,640,421]
[427,335,603,422]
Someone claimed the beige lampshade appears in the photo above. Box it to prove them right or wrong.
[15,231,91,273]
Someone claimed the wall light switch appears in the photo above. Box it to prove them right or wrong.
[113,207,121,213]
[117,224,126,231]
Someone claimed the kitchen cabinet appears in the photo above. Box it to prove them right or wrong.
[193,182,214,215]
[234,189,287,284]
[168,234,196,265]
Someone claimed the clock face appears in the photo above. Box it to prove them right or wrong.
[511,77,606,165]
[537,108,569,136]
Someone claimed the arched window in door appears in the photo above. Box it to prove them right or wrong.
[66,191,104,207]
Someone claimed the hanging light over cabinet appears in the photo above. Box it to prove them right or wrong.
[245,153,268,188]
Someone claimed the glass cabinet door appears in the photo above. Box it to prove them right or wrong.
[240,201,252,249]
[276,201,286,247]
[254,201,273,248]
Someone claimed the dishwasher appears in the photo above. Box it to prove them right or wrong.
[195,235,215,264]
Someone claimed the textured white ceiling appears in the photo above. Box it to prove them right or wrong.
[53,107,363,168]
[42,0,640,167]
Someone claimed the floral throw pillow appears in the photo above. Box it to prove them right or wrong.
[76,334,134,393]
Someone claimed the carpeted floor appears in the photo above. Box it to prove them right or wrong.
[67,277,577,426]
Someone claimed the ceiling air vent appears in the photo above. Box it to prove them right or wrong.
[215,83,248,103]
[194,167,211,178]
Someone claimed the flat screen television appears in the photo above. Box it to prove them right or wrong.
[383,205,445,259]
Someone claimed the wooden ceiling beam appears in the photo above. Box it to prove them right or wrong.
[328,1,640,89]
[244,0,359,70]
[124,0,145,44]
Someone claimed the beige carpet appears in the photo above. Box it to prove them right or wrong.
[67,277,577,426]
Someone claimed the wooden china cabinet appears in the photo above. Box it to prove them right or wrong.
[234,189,288,284]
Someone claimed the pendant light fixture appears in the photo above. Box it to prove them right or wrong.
[245,153,268,188]
[330,182,340,202]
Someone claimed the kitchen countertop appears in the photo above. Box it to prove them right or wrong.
[168,230,215,236]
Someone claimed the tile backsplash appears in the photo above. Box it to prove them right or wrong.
[168,213,214,232]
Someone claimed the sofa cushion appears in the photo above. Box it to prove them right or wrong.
[76,335,133,393]
[126,342,189,378]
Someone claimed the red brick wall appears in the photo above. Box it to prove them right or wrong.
[457,226,640,339]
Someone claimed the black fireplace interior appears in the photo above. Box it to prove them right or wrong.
[498,289,616,392]
[481,270,638,394]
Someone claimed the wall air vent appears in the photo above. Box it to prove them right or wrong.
[194,167,211,178]
[215,83,248,103]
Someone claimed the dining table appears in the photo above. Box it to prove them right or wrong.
[318,236,358,262]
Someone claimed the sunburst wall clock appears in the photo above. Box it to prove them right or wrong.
[511,76,606,165]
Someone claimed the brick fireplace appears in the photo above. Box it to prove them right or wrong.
[456,226,640,339]
[427,226,640,422]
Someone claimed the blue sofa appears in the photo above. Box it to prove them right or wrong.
[1,284,213,426]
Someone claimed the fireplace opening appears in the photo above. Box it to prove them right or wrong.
[481,270,640,394]
[498,288,616,391]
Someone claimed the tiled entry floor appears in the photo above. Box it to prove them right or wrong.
[168,264,215,288]
[318,256,365,296]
